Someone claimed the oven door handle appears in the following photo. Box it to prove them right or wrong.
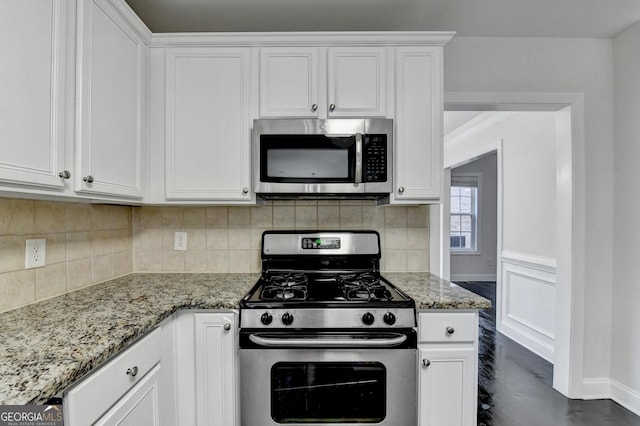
[248,333,407,348]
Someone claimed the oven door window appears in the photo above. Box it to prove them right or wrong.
[260,135,356,183]
[271,362,386,423]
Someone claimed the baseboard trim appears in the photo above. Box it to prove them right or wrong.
[581,378,612,399]
[450,274,497,282]
[611,379,640,416]
[581,378,640,417]
[497,320,554,363]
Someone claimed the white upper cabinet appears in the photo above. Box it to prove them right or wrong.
[0,23,449,206]
[392,46,443,204]
[164,47,254,202]
[0,0,71,192]
[327,47,387,118]
[259,47,320,118]
[75,0,148,199]
[259,47,387,119]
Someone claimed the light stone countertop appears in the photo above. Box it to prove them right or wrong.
[0,272,489,405]
[384,272,492,310]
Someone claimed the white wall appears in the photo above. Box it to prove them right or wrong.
[450,153,497,281]
[445,112,558,362]
[444,37,614,391]
[612,22,640,413]
[501,113,556,258]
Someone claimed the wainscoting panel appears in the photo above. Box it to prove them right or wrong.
[499,251,557,362]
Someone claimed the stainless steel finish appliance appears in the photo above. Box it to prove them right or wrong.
[239,230,416,426]
[252,119,393,199]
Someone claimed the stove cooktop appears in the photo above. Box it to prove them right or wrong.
[239,230,416,329]
[241,271,414,309]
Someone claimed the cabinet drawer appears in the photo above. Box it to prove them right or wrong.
[64,328,162,425]
[418,312,477,343]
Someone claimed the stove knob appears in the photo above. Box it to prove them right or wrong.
[383,312,396,325]
[260,312,273,325]
[362,312,375,325]
[281,312,294,326]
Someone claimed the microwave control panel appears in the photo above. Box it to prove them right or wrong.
[364,135,387,182]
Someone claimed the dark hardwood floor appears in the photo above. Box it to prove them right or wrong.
[454,281,640,426]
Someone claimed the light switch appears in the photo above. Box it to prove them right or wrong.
[174,232,187,251]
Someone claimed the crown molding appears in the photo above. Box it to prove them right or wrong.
[150,31,456,48]
[444,111,517,146]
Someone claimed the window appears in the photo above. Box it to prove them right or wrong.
[450,174,480,253]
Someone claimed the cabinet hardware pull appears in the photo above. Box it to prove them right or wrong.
[126,366,139,377]
[329,103,336,111]
[311,104,318,112]
[83,175,94,183]
[242,187,249,195]
[58,170,71,179]
[446,326,455,335]
[398,186,405,194]
[224,323,231,331]
[423,359,431,367]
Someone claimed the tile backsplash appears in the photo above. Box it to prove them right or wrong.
[0,198,430,312]
[133,201,430,274]
[0,198,133,313]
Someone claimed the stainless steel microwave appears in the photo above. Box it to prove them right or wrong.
[252,118,393,199]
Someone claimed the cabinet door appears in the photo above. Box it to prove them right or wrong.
[95,364,161,426]
[418,346,477,426]
[0,0,69,190]
[165,48,254,202]
[259,47,320,117]
[327,47,387,117]
[393,46,443,203]
[75,0,146,199]
[194,313,238,426]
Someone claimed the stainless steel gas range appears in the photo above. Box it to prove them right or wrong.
[239,230,417,426]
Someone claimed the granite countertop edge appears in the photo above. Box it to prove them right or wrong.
[0,272,490,405]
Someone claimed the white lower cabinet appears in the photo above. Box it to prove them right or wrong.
[95,364,161,426]
[417,312,479,426]
[65,311,239,426]
[172,311,239,426]
[194,313,239,426]
[64,328,162,425]
[419,346,477,426]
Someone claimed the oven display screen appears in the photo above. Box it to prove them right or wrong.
[271,362,386,423]
[302,237,341,250]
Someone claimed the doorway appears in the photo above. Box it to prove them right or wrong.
[448,152,498,283]
[437,92,586,399]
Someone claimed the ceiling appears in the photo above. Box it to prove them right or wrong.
[124,0,640,37]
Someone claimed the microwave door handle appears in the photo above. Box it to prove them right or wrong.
[355,133,363,185]
[248,333,407,348]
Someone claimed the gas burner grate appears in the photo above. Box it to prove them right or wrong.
[261,273,309,301]
[267,272,309,287]
[261,285,308,301]
[337,273,392,302]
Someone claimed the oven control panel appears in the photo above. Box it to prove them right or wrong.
[241,308,416,329]
[302,237,340,250]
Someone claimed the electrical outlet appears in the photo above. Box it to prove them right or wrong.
[174,232,187,251]
[25,239,46,269]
